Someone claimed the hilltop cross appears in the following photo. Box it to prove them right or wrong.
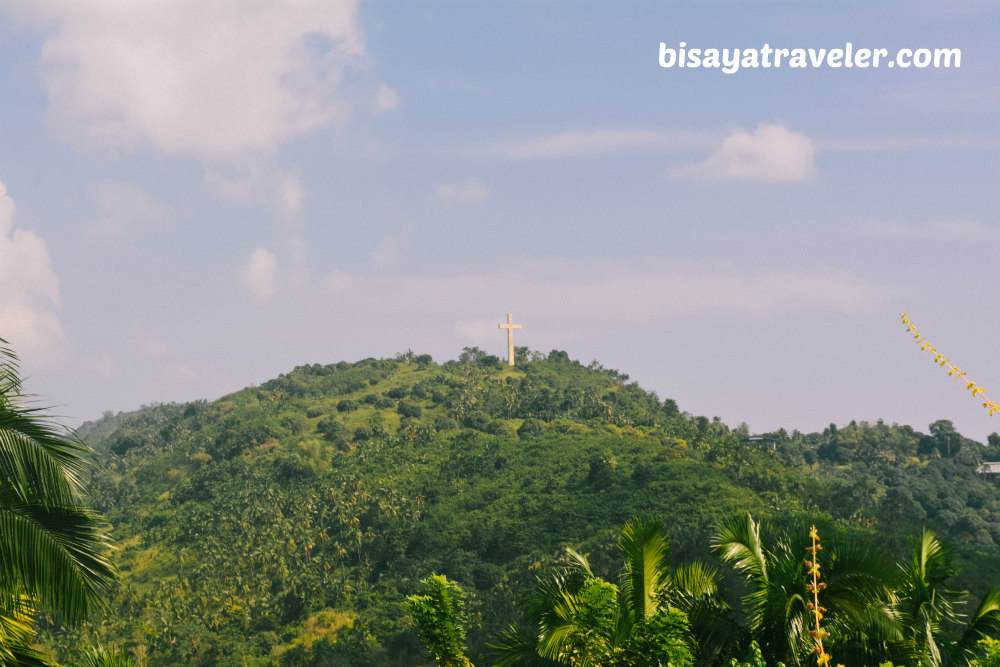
[498,313,522,366]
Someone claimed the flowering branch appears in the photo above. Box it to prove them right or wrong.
[806,526,833,667]
[900,313,998,416]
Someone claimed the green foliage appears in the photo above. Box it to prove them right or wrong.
[621,606,693,667]
[518,417,546,439]
[337,398,359,413]
[0,339,116,666]
[730,641,780,667]
[40,350,1000,666]
[397,400,422,419]
[973,637,1000,667]
[554,576,618,667]
[406,575,472,667]
[495,519,695,667]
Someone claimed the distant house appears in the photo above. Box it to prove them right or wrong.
[746,436,777,452]
[977,462,1000,475]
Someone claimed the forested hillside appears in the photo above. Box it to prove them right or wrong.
[38,349,1000,666]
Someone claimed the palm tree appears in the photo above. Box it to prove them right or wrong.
[491,518,697,667]
[894,528,1000,667]
[0,339,116,665]
[712,513,898,667]
[665,560,744,664]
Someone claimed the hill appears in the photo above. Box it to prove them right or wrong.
[39,349,1000,666]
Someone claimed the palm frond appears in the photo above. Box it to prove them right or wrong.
[712,512,768,584]
[667,561,743,663]
[0,593,57,667]
[0,496,115,623]
[565,547,594,577]
[669,560,723,601]
[895,529,962,667]
[0,338,117,662]
[77,643,137,667]
[536,584,586,661]
[617,518,671,625]
[949,587,1000,667]
[487,623,557,667]
[914,529,958,589]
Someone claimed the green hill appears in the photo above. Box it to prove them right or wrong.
[38,349,1000,666]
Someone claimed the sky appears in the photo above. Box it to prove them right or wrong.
[0,1,998,442]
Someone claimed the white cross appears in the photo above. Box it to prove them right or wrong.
[498,313,522,366]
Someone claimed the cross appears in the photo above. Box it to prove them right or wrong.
[498,313,522,366]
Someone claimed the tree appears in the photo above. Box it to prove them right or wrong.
[894,529,1000,667]
[407,574,473,667]
[491,519,695,667]
[929,420,961,458]
[0,339,116,666]
[712,513,897,667]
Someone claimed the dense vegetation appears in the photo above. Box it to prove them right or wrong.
[31,348,1000,666]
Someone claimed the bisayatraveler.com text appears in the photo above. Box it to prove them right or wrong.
[659,42,961,73]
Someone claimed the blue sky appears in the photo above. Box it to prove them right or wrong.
[0,1,998,442]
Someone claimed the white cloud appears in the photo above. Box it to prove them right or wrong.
[0,180,66,364]
[277,172,306,219]
[497,129,709,158]
[238,247,278,300]
[24,1,366,160]
[435,178,489,207]
[859,219,1000,242]
[206,162,306,219]
[374,83,400,114]
[673,122,816,182]
[87,180,169,239]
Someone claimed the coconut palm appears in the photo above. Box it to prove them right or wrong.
[894,528,1000,667]
[0,339,116,665]
[491,518,697,667]
[665,559,744,664]
[712,513,898,667]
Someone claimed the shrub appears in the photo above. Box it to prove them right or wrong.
[397,401,423,419]
[434,416,457,431]
[317,417,348,444]
[486,419,517,438]
[517,418,545,439]
[462,411,490,431]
